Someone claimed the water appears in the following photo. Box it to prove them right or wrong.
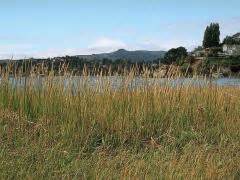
[1,76,240,91]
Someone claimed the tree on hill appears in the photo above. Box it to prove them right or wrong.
[102,58,112,65]
[223,36,240,45]
[162,47,188,64]
[193,46,204,52]
[203,23,220,48]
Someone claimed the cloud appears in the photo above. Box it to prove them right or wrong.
[32,48,92,58]
[32,37,128,58]
[88,37,127,53]
[0,44,34,59]
[0,37,128,59]
[134,38,199,52]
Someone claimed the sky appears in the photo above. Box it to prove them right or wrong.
[0,0,240,59]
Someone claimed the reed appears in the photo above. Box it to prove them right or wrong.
[0,64,239,179]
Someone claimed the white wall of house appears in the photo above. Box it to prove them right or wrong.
[223,44,240,55]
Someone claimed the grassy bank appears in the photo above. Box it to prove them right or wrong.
[0,70,239,179]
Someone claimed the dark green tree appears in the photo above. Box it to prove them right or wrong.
[203,23,220,48]
[223,36,240,45]
[193,46,204,52]
[163,47,188,64]
[102,58,112,65]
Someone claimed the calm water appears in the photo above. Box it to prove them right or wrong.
[2,76,240,90]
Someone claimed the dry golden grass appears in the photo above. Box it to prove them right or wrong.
[0,66,239,179]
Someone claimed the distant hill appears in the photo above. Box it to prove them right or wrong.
[0,49,166,63]
[77,49,166,62]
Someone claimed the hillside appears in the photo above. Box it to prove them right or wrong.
[77,49,166,62]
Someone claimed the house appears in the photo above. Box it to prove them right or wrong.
[192,50,205,57]
[223,44,240,56]
[205,47,222,56]
[191,47,221,58]
[223,32,240,56]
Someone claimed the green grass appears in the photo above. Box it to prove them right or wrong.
[0,70,240,179]
[205,56,240,67]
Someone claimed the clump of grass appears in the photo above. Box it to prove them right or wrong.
[0,64,239,179]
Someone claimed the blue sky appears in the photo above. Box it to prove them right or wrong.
[0,0,240,59]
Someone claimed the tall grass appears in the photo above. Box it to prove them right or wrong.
[0,65,239,179]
